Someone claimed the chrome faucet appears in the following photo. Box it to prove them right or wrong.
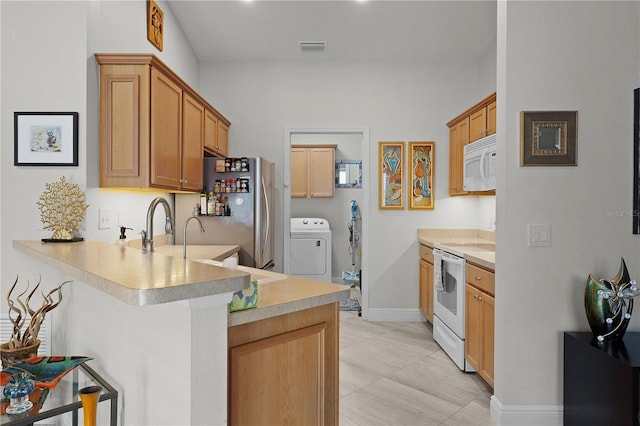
[141,197,175,252]
[183,215,205,259]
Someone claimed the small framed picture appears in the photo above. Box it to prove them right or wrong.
[408,142,435,210]
[520,111,578,166]
[147,0,164,51]
[379,142,404,209]
[14,112,79,166]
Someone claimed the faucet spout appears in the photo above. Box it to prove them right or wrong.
[141,197,175,252]
[183,215,206,259]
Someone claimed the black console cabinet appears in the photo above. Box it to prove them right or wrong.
[564,332,640,426]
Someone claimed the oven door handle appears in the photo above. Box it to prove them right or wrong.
[441,254,465,266]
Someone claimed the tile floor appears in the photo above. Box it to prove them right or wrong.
[339,311,495,426]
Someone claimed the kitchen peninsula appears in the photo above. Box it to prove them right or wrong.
[12,240,349,425]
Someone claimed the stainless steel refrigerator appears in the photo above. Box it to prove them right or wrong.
[175,157,275,269]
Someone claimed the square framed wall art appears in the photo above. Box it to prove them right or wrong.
[379,142,404,209]
[408,141,435,210]
[520,110,578,166]
[14,112,79,166]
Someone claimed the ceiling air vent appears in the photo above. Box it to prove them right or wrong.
[299,41,327,54]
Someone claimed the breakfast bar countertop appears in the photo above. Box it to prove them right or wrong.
[12,240,250,306]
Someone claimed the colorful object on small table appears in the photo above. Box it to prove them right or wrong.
[1,356,93,389]
[3,372,35,414]
[230,280,258,312]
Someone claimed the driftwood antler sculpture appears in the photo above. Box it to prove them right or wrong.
[5,276,71,349]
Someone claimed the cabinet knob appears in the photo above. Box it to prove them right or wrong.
[475,276,481,281]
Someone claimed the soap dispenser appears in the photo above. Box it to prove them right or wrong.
[116,226,132,247]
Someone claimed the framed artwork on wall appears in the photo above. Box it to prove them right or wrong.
[14,112,79,166]
[378,142,404,209]
[408,141,435,210]
[147,0,164,51]
[520,111,578,166]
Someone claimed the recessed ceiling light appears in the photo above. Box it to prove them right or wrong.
[299,41,327,54]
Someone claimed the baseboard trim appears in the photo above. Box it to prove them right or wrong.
[366,308,424,322]
[490,396,563,426]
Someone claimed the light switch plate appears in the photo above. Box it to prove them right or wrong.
[528,224,551,247]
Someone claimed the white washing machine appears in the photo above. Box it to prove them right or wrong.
[290,218,332,282]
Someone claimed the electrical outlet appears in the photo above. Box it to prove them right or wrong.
[99,208,113,230]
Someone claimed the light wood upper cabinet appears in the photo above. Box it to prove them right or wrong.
[448,118,469,196]
[469,107,488,142]
[465,262,495,389]
[216,120,229,157]
[291,145,336,198]
[487,100,496,135]
[447,92,496,197]
[150,67,183,189]
[96,53,230,192]
[204,108,230,157]
[204,109,218,154]
[181,92,204,191]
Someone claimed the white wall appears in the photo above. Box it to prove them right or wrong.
[494,1,640,423]
[198,59,496,315]
[1,0,88,313]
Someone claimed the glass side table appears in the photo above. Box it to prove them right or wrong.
[0,363,117,426]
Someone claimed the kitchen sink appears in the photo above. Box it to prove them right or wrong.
[194,259,287,284]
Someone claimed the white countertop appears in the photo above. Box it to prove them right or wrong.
[13,240,249,305]
[418,228,495,271]
[13,240,350,324]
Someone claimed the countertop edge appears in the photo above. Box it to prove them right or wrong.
[228,288,350,327]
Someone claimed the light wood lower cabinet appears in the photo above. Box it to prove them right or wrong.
[228,303,339,426]
[465,263,495,388]
[418,244,434,324]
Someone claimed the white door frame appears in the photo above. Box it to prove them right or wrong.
[283,127,370,318]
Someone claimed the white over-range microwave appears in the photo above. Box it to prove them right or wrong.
[463,133,496,192]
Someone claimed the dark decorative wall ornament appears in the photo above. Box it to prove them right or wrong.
[585,258,639,343]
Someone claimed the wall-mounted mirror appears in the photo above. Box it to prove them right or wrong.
[335,160,362,188]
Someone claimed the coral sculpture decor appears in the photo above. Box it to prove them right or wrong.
[36,176,88,240]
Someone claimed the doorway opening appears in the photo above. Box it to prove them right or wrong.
[283,127,370,318]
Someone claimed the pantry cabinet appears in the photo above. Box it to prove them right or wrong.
[228,303,339,425]
[447,93,496,196]
[291,145,337,198]
[465,262,495,388]
[96,53,230,191]
[418,244,434,324]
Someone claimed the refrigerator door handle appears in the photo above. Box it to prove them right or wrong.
[261,175,270,266]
